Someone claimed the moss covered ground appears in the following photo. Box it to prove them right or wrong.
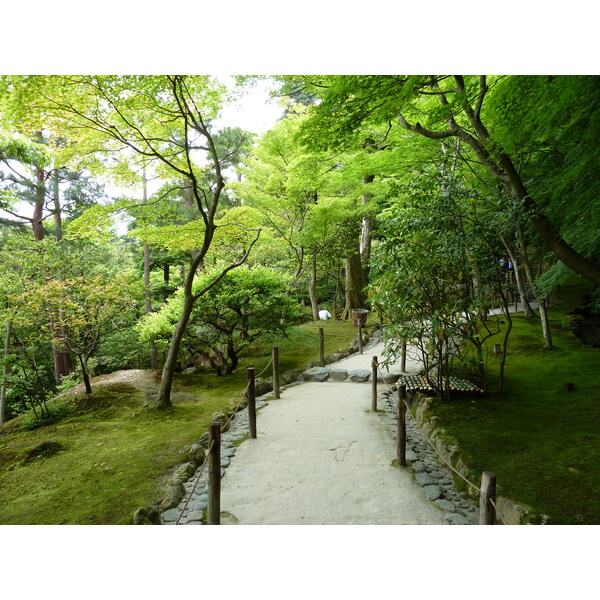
[428,279,600,524]
[0,317,360,524]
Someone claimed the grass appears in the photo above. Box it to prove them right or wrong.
[429,278,600,524]
[0,317,361,524]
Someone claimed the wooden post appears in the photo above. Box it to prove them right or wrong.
[273,346,280,399]
[397,384,407,467]
[371,356,378,412]
[319,327,325,367]
[207,421,221,525]
[248,367,256,439]
[358,323,363,355]
[401,339,407,372]
[515,295,518,313]
[479,471,497,525]
[493,343,502,355]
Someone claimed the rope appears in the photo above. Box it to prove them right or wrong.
[376,362,511,523]
[489,497,509,525]
[175,438,215,525]
[285,335,321,355]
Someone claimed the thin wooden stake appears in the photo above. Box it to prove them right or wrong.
[371,356,378,412]
[273,346,280,399]
[319,327,325,367]
[479,471,497,525]
[207,421,221,525]
[397,384,407,467]
[358,323,363,355]
[401,339,407,372]
[248,367,256,439]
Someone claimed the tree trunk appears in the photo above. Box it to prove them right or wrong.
[78,354,92,394]
[517,225,553,348]
[360,174,375,285]
[399,83,600,286]
[143,244,158,370]
[343,249,366,319]
[224,339,239,375]
[309,248,319,321]
[0,321,12,425]
[32,165,45,241]
[53,166,63,241]
[332,264,341,320]
[501,236,536,318]
[498,151,600,286]
[157,293,195,409]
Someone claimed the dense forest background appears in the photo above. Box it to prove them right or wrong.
[1,75,599,421]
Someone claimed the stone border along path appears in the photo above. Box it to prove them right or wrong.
[162,332,478,525]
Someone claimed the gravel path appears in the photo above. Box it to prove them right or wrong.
[164,334,479,525]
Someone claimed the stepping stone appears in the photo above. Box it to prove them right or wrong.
[328,369,348,381]
[302,367,330,382]
[347,369,371,383]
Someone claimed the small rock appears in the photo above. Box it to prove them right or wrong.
[423,485,443,501]
[347,369,371,383]
[302,367,330,382]
[329,369,348,381]
[133,505,163,525]
[186,510,205,523]
[405,449,418,462]
[411,460,425,473]
[162,508,180,522]
[160,482,186,511]
[416,472,435,486]
[429,471,445,479]
[435,499,456,512]
[446,513,471,525]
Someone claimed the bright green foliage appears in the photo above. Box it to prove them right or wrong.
[369,163,506,396]
[138,265,299,374]
[9,273,142,392]
[487,75,600,284]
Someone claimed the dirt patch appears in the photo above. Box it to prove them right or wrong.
[62,370,161,403]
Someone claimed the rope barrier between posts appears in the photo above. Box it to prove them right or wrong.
[376,363,509,524]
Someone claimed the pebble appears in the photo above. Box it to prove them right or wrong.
[411,460,425,473]
[446,513,471,525]
[416,472,435,486]
[423,485,443,501]
[378,391,477,524]
[435,499,456,513]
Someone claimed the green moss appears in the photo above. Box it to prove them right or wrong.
[429,279,600,524]
[0,318,359,524]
